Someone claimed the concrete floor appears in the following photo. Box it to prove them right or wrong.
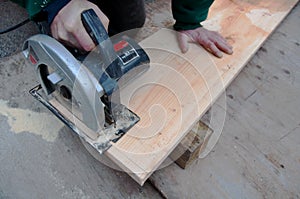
[1,0,300,198]
[0,1,39,58]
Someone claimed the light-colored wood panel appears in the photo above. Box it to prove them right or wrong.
[105,0,299,185]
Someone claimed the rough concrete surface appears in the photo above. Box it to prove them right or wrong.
[0,1,39,58]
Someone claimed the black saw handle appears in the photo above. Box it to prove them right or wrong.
[81,9,109,45]
[81,9,122,81]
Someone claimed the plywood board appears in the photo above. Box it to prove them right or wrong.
[105,0,299,185]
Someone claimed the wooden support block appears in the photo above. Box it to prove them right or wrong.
[171,121,213,169]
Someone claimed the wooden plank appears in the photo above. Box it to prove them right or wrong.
[105,0,299,185]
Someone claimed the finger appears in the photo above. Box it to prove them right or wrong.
[204,41,223,58]
[177,32,190,53]
[215,40,233,55]
[64,34,82,49]
[73,24,96,51]
[56,21,83,50]
[217,35,233,50]
[214,32,227,44]
[208,31,232,50]
[50,20,58,39]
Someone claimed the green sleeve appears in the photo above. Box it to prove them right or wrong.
[11,0,53,19]
[172,0,214,30]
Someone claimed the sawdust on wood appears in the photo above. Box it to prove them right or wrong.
[246,9,287,32]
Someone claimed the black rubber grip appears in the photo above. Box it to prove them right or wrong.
[81,9,109,45]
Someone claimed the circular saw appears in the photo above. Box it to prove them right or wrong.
[22,9,150,154]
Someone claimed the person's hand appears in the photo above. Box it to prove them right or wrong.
[177,27,233,58]
[51,0,109,51]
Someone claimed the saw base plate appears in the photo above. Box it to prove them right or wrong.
[30,84,139,154]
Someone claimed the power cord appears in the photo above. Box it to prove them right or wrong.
[0,18,30,34]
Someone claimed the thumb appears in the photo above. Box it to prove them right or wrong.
[177,32,190,53]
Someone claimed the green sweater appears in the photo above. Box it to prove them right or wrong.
[172,0,214,30]
[11,0,53,18]
[11,0,214,30]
